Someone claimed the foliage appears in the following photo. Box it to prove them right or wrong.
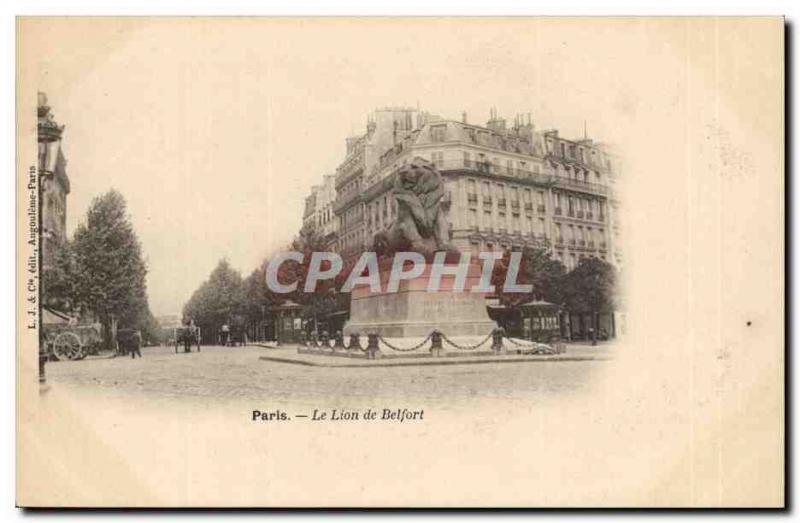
[242,262,284,323]
[64,190,151,347]
[183,258,245,333]
[281,228,350,328]
[562,257,617,314]
[491,247,567,308]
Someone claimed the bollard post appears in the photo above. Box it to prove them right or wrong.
[366,333,380,359]
[348,333,361,353]
[333,331,345,350]
[430,330,443,357]
[492,327,505,352]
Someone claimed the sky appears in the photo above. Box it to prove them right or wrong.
[23,18,649,316]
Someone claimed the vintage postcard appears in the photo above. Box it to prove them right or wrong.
[16,17,784,507]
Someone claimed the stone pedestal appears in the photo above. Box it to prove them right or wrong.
[343,261,497,338]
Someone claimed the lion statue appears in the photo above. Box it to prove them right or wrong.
[373,157,455,258]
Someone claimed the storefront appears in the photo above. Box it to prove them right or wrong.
[487,299,562,342]
[519,301,562,342]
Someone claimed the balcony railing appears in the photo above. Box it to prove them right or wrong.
[578,239,586,247]
[511,201,520,210]
[482,197,493,206]
[577,210,584,219]
[554,207,562,216]
[537,204,546,213]
[587,240,595,248]
[436,159,556,185]
[569,239,576,246]
[497,198,507,208]
[555,238,564,246]
[586,212,593,220]
[553,176,609,196]
[567,210,575,217]
[524,202,534,211]
[467,194,478,205]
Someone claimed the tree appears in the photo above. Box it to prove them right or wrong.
[562,257,617,331]
[491,247,567,308]
[70,190,150,349]
[183,259,245,339]
[242,262,285,331]
[282,228,348,332]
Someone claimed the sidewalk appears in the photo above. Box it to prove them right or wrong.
[255,343,612,368]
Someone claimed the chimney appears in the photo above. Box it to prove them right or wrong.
[486,107,506,133]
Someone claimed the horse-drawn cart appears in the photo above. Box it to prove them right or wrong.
[174,325,201,353]
[42,323,103,361]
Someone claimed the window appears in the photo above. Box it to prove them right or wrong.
[506,159,514,174]
[539,218,546,235]
[464,151,472,167]
[432,151,444,167]
[560,143,566,157]
[484,210,493,231]
[431,125,446,143]
[469,209,477,228]
[470,241,480,257]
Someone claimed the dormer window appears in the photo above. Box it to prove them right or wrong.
[431,125,447,143]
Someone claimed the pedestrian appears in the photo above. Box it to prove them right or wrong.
[221,323,230,347]
[130,330,143,358]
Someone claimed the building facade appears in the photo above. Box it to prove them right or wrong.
[333,107,426,259]
[37,92,71,273]
[302,174,338,250]
[303,107,621,272]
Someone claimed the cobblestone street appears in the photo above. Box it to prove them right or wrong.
[45,344,610,410]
